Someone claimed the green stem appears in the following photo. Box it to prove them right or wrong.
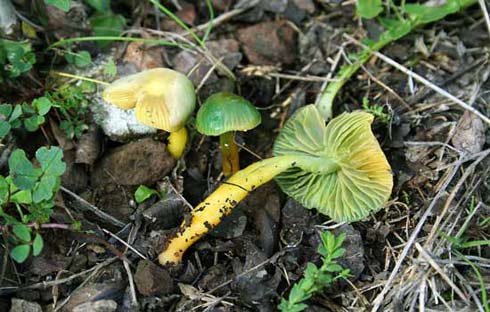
[316,0,477,120]
[149,0,205,48]
[49,36,192,49]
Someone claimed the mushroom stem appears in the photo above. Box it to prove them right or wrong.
[167,127,188,159]
[158,155,340,265]
[219,131,239,176]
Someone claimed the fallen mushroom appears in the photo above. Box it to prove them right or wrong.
[103,68,195,159]
[159,105,393,265]
[196,92,261,176]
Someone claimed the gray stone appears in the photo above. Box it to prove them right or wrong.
[0,0,17,35]
[91,96,157,143]
[9,299,42,312]
[73,300,117,312]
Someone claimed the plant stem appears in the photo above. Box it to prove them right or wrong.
[51,71,109,86]
[159,155,340,265]
[316,38,391,119]
[219,131,239,176]
[316,0,477,120]
[48,36,190,49]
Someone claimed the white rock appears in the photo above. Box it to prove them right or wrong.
[91,96,157,142]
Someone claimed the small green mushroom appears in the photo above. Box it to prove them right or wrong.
[196,92,261,176]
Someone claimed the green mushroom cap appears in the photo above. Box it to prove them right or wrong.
[196,92,261,136]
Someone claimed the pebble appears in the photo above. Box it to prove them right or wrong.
[237,20,297,65]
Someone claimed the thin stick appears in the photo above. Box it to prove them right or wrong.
[102,229,148,260]
[414,243,468,302]
[123,259,138,308]
[186,0,260,35]
[344,34,490,125]
[371,162,461,311]
[60,186,126,228]
[479,0,490,41]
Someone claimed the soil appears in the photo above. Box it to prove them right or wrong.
[1,0,490,311]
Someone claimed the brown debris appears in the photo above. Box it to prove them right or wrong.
[134,260,174,296]
[451,111,486,154]
[91,138,175,187]
[237,20,297,66]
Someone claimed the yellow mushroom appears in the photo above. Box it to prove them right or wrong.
[103,68,196,159]
[159,105,393,265]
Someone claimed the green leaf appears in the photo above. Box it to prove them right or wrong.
[9,149,41,190]
[331,247,346,259]
[0,176,9,205]
[134,185,159,204]
[380,19,412,42]
[10,244,30,263]
[32,234,43,256]
[0,121,11,139]
[103,57,117,78]
[0,40,36,78]
[84,0,110,12]
[64,50,92,67]
[23,115,45,132]
[32,97,52,116]
[326,263,343,272]
[0,104,12,120]
[36,146,66,177]
[45,0,71,12]
[32,176,57,203]
[13,224,31,242]
[357,0,383,19]
[404,2,461,24]
[11,190,32,204]
[10,105,22,122]
[273,105,393,222]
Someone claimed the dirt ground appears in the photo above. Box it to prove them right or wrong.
[1,0,490,311]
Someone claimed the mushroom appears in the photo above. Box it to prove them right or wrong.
[102,68,195,159]
[196,92,261,176]
[159,104,393,265]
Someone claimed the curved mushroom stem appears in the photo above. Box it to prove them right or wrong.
[158,155,340,265]
[167,127,188,159]
[219,131,239,176]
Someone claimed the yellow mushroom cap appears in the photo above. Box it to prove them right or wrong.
[273,105,393,222]
[102,68,196,132]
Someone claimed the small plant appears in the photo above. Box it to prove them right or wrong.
[159,105,393,265]
[48,83,93,139]
[0,97,53,139]
[134,185,162,204]
[362,97,391,125]
[278,231,350,312]
[0,39,36,83]
[0,146,66,263]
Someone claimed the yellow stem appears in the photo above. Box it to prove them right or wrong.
[167,127,188,159]
[159,155,299,265]
[220,131,239,176]
[51,71,110,86]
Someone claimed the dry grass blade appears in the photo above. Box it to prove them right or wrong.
[344,34,490,126]
[414,242,468,302]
